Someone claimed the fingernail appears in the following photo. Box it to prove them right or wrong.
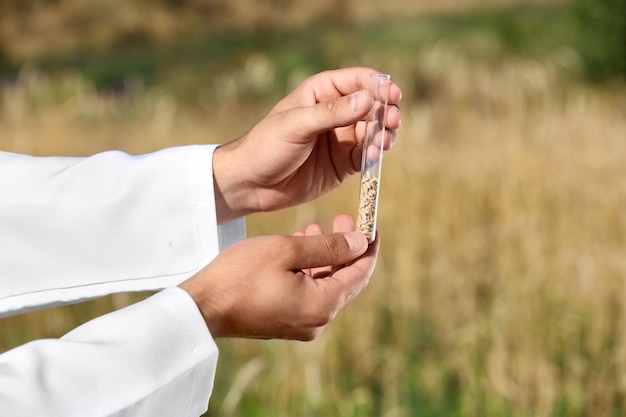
[350,90,367,112]
[345,231,367,251]
[391,83,403,102]
[389,130,397,147]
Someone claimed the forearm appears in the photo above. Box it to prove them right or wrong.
[0,146,245,317]
[0,288,218,417]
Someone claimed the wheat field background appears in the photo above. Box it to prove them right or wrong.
[1,0,625,416]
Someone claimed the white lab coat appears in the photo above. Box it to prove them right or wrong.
[0,145,246,416]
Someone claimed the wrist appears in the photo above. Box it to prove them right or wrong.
[213,145,256,223]
[179,277,228,338]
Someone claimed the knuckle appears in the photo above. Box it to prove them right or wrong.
[270,234,300,264]
[321,234,341,259]
[272,234,296,252]
[305,305,336,328]
[323,99,340,118]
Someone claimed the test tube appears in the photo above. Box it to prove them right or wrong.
[357,73,392,243]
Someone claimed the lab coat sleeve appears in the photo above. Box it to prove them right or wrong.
[0,145,247,416]
[0,145,246,317]
[0,286,219,417]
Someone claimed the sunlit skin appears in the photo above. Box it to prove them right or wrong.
[180,215,379,340]
[212,67,402,224]
[179,67,400,341]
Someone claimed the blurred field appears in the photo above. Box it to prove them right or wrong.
[0,0,564,62]
[1,0,626,416]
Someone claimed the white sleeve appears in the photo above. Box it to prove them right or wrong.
[0,287,219,417]
[0,145,246,317]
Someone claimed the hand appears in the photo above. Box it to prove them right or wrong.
[179,215,379,340]
[213,67,402,223]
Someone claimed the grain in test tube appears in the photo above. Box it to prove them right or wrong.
[357,74,391,243]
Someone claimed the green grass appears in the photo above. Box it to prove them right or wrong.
[0,3,587,98]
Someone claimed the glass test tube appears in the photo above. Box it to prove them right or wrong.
[357,73,391,243]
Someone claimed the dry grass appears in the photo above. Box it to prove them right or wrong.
[1,5,626,416]
[233,47,626,417]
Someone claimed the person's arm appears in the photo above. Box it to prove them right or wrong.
[0,67,402,317]
[0,145,245,318]
[0,216,375,417]
[0,145,238,416]
[0,67,400,416]
[0,287,218,417]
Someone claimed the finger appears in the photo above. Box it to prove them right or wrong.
[354,130,395,170]
[328,214,357,274]
[384,130,396,150]
[332,214,356,233]
[351,143,364,172]
[310,234,380,315]
[304,223,332,278]
[368,130,395,153]
[389,82,403,105]
[386,105,401,130]
[313,69,401,105]
[283,231,368,270]
[355,104,400,149]
[291,231,380,338]
[388,130,397,149]
[380,105,401,150]
[282,90,375,141]
[304,223,323,236]
[280,67,403,110]
[301,67,386,103]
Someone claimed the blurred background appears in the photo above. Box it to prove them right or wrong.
[1,0,625,416]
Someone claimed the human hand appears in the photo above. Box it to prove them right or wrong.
[179,214,379,340]
[213,67,402,223]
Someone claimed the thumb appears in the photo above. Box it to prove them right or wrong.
[285,231,368,270]
[285,90,374,137]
